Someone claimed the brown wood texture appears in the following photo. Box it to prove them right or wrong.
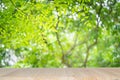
[0,68,120,80]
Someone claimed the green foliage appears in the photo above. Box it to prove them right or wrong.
[0,0,120,68]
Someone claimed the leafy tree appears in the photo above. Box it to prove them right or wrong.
[0,0,120,68]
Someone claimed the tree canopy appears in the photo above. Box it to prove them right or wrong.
[0,0,120,68]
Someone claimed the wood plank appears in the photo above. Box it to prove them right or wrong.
[0,68,120,80]
[0,69,18,76]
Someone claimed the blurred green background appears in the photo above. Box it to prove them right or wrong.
[0,0,120,68]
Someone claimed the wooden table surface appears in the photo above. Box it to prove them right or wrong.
[0,68,120,80]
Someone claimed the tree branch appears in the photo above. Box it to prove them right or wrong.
[63,34,87,67]
[9,0,27,15]
[82,3,103,67]
[65,34,78,55]
[83,39,97,67]
[55,16,64,55]
[65,36,86,56]
[55,16,67,66]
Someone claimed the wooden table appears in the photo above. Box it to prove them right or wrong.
[0,68,120,80]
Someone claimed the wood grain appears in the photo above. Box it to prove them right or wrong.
[0,68,120,80]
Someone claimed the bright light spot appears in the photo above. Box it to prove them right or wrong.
[68,15,72,18]
[2,49,18,66]
[0,44,5,48]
